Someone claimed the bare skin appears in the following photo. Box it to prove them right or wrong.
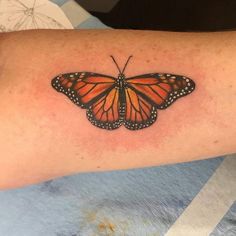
[0,29,235,189]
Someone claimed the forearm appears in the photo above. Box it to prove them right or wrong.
[0,29,235,188]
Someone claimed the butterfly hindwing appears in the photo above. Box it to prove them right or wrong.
[87,87,123,130]
[51,72,116,108]
[126,73,195,109]
[124,87,157,130]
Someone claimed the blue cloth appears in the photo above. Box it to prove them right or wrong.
[0,158,226,236]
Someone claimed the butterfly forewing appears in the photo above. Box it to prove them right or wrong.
[126,73,195,109]
[51,72,116,108]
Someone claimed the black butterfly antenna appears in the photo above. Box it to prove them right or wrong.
[110,55,133,74]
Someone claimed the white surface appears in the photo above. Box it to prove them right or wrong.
[166,155,236,236]
[61,0,90,26]
[0,0,73,31]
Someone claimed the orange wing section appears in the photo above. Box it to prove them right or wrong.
[126,74,195,109]
[124,87,157,130]
[51,72,116,108]
[87,87,123,130]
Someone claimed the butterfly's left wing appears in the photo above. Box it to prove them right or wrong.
[51,72,116,108]
[51,72,123,130]
[123,73,195,130]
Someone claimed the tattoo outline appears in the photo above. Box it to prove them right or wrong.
[51,56,195,130]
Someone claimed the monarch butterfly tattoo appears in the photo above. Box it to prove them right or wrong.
[51,56,195,131]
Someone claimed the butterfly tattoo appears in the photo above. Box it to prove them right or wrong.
[51,56,195,131]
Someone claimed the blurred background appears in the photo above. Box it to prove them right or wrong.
[76,0,236,31]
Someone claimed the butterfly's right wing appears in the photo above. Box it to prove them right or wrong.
[123,73,195,130]
[123,87,158,130]
[125,73,195,109]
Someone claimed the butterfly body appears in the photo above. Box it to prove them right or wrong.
[114,74,127,119]
[51,56,195,131]
[115,74,127,89]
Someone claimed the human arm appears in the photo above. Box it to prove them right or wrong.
[0,29,235,188]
